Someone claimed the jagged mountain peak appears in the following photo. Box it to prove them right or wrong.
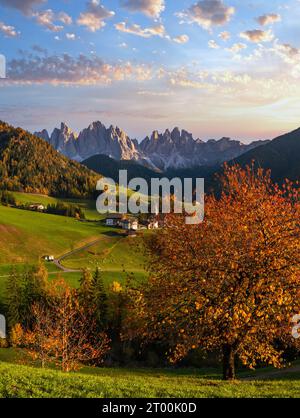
[87,120,106,132]
[60,121,69,130]
[219,137,232,142]
[139,128,269,170]
[36,120,141,162]
[151,130,160,141]
[59,122,77,139]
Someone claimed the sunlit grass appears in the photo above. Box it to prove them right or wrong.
[0,354,299,398]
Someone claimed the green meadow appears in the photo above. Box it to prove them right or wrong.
[62,231,147,281]
[0,348,299,398]
[0,204,103,264]
[0,201,147,303]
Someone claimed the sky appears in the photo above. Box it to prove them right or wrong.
[0,0,300,143]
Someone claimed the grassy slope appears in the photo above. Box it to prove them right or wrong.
[13,192,102,220]
[0,356,299,398]
[0,204,100,300]
[62,231,147,284]
[0,203,147,301]
[0,204,104,264]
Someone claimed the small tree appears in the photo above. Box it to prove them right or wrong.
[78,269,94,309]
[10,323,24,348]
[22,280,110,372]
[135,165,300,380]
[19,304,54,367]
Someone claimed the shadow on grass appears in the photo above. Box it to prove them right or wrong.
[0,348,222,380]
[1,348,299,383]
[101,230,126,238]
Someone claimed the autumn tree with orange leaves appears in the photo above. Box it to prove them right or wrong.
[21,280,110,372]
[131,164,300,380]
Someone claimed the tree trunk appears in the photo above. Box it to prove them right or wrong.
[222,344,235,380]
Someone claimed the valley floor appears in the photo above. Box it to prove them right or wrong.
[0,196,299,398]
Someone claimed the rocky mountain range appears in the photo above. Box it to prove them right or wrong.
[35,122,269,171]
[139,128,268,170]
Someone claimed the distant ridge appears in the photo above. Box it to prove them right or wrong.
[228,126,300,184]
[82,154,161,184]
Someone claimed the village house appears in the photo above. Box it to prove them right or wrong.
[105,213,124,227]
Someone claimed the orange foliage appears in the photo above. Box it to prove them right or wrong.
[130,164,300,379]
[21,279,110,372]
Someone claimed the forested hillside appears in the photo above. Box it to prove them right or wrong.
[0,122,100,198]
[230,127,300,184]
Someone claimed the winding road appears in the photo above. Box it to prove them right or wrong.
[0,232,125,278]
[53,237,104,273]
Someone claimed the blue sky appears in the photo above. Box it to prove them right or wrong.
[0,0,300,142]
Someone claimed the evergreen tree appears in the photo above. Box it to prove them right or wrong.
[22,263,48,328]
[92,267,108,329]
[5,268,23,327]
